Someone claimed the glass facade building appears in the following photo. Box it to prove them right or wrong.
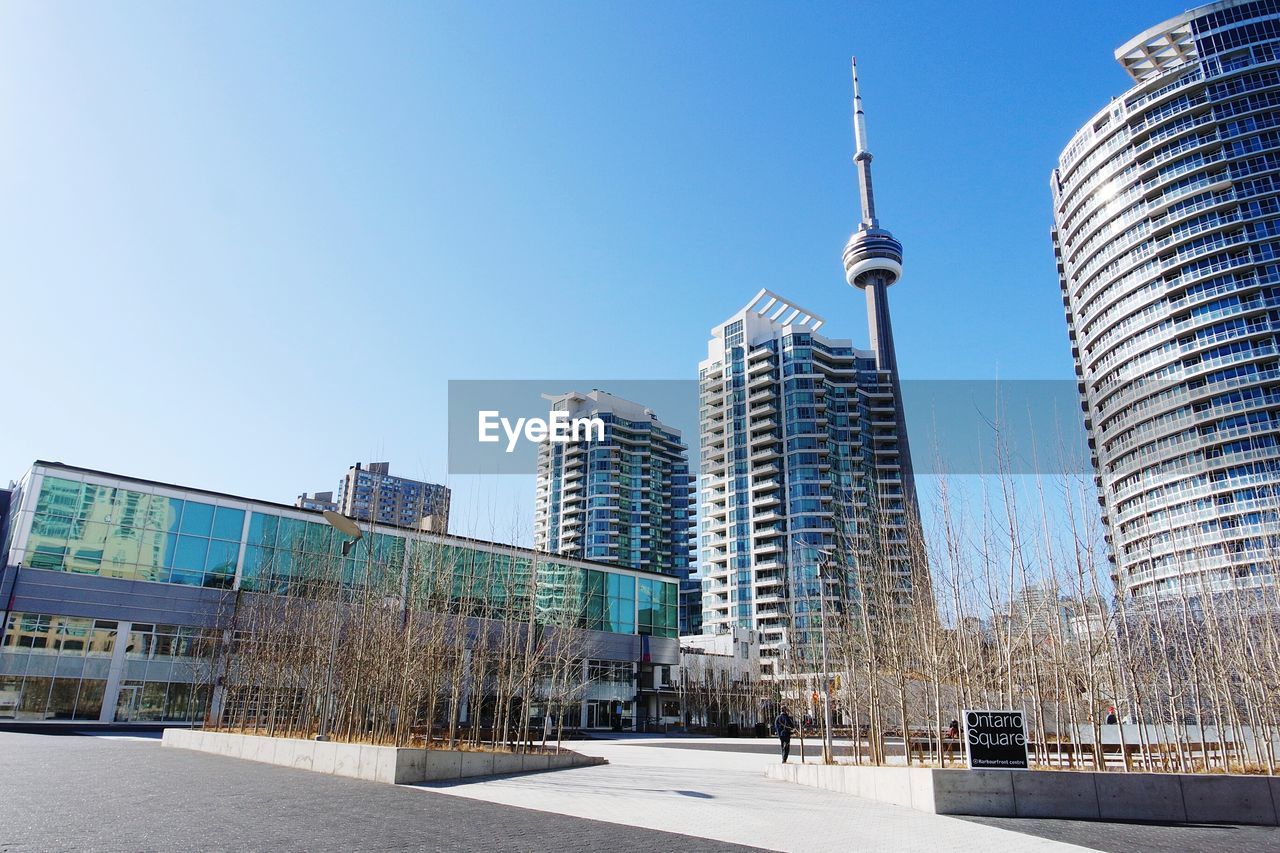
[1052,0,1280,601]
[1,462,678,724]
[698,291,914,678]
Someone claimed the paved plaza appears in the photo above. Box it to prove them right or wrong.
[0,730,1278,852]
[0,731,751,852]
[420,735,1280,853]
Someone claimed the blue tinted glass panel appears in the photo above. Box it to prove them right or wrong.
[178,502,214,537]
[606,597,625,632]
[276,518,305,552]
[212,507,245,541]
[162,533,178,569]
[270,548,293,577]
[172,536,207,579]
[242,546,266,588]
[204,539,238,573]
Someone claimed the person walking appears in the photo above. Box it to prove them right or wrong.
[774,707,798,763]
[943,719,960,764]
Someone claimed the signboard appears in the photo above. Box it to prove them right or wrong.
[962,709,1029,770]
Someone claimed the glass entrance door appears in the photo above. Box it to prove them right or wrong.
[586,700,611,729]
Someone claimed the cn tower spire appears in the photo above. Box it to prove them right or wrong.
[852,57,878,228]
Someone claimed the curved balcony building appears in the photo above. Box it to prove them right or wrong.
[1052,0,1280,601]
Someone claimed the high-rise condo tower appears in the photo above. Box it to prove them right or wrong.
[1052,0,1280,603]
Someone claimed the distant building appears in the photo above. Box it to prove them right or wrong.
[534,390,694,631]
[294,491,337,513]
[1007,583,1071,638]
[336,463,449,533]
[673,628,762,730]
[1067,595,1112,645]
[1007,583,1113,644]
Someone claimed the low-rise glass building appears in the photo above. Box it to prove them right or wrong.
[0,462,678,727]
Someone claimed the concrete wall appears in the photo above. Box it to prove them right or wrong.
[162,729,604,785]
[767,763,1280,826]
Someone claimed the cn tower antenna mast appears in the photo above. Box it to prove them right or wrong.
[851,57,879,229]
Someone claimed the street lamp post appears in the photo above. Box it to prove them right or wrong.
[317,510,364,742]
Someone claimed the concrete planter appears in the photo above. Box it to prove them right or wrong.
[162,729,604,785]
[766,762,1280,826]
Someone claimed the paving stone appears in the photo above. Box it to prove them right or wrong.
[0,731,755,853]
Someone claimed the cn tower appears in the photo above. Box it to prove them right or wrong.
[841,58,920,513]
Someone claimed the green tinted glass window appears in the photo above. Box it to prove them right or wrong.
[103,527,142,569]
[247,513,277,547]
[26,544,67,570]
[34,478,82,518]
[302,522,331,554]
[275,518,305,552]
[116,491,150,530]
[585,589,604,629]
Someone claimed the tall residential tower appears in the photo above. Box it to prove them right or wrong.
[697,292,916,676]
[534,391,694,628]
[1052,0,1280,602]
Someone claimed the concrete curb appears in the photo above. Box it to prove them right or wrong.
[766,762,1280,826]
[162,728,605,784]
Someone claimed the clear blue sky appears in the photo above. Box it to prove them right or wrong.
[0,0,1179,539]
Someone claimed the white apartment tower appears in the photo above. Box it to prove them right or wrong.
[1052,0,1280,602]
[698,291,916,677]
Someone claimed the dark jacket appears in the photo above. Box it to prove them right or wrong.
[775,712,797,738]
